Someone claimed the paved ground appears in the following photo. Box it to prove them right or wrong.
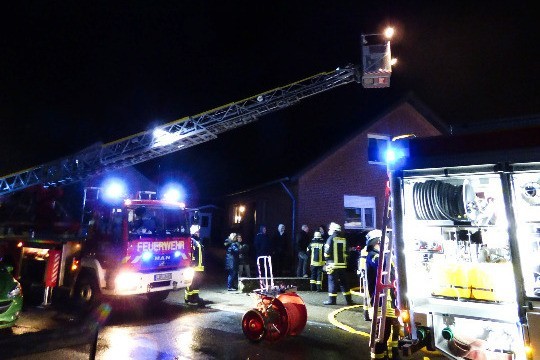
[196,272,443,359]
[3,270,444,359]
[202,275,372,332]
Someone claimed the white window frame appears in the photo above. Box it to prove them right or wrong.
[344,195,376,230]
[367,133,390,165]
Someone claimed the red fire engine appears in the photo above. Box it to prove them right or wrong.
[0,183,195,309]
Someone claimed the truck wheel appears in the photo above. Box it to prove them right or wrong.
[75,275,101,311]
[146,290,170,303]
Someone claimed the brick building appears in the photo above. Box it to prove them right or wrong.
[222,96,448,274]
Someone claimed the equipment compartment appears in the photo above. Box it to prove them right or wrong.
[401,173,517,305]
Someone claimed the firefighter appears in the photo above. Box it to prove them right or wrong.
[307,231,325,291]
[323,222,356,305]
[185,224,204,306]
[365,229,401,360]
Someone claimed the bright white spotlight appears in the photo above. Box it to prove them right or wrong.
[384,27,395,39]
[153,128,182,147]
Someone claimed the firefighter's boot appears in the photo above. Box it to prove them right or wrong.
[371,342,389,360]
[310,283,317,291]
[345,294,357,305]
[363,307,371,321]
[323,296,336,305]
[316,286,323,292]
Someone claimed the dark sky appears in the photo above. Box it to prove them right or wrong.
[1,2,539,204]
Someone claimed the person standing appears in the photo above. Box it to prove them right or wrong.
[254,225,270,259]
[318,225,327,241]
[237,234,251,278]
[272,224,288,276]
[307,231,325,291]
[365,229,382,307]
[323,222,356,305]
[224,233,240,291]
[185,224,204,306]
[365,229,401,360]
[296,224,310,278]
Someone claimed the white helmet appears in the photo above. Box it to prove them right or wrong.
[366,229,382,247]
[328,222,341,233]
[190,224,201,235]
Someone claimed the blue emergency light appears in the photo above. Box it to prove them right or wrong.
[161,183,186,203]
[101,178,127,203]
[385,135,413,165]
[142,251,153,262]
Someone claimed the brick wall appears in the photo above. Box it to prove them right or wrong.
[297,103,442,232]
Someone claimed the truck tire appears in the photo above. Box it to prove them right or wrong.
[146,290,170,303]
[74,274,101,312]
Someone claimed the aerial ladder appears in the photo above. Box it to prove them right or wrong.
[0,30,394,196]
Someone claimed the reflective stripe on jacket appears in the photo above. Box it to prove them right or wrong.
[324,234,348,269]
[308,241,325,266]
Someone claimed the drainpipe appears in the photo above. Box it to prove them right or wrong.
[280,179,296,269]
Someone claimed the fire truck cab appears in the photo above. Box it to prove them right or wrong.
[74,186,194,306]
[389,127,540,360]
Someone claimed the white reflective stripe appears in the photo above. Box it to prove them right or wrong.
[131,255,141,263]
[181,252,188,260]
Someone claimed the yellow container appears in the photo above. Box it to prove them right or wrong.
[469,263,514,302]
[431,263,472,299]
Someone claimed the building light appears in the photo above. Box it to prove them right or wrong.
[234,204,246,224]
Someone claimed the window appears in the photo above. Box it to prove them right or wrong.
[367,134,390,165]
[200,215,209,228]
[344,195,376,230]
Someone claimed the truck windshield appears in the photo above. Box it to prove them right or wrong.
[127,206,186,237]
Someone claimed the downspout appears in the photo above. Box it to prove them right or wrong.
[279,179,296,269]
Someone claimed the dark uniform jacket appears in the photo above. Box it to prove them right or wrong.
[191,236,204,271]
[324,232,348,269]
[307,238,325,266]
[224,239,240,270]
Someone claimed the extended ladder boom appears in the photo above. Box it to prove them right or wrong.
[1,30,394,196]
[0,66,361,195]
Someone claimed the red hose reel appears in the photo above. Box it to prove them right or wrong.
[242,256,308,342]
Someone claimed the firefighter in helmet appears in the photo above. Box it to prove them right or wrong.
[366,229,401,360]
[323,222,356,305]
[307,231,325,292]
[185,224,204,306]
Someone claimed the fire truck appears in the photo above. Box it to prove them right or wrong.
[378,127,540,360]
[0,30,395,310]
[0,184,195,308]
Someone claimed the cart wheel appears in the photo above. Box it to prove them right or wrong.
[242,309,266,342]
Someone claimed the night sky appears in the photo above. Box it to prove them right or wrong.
[1,2,539,204]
